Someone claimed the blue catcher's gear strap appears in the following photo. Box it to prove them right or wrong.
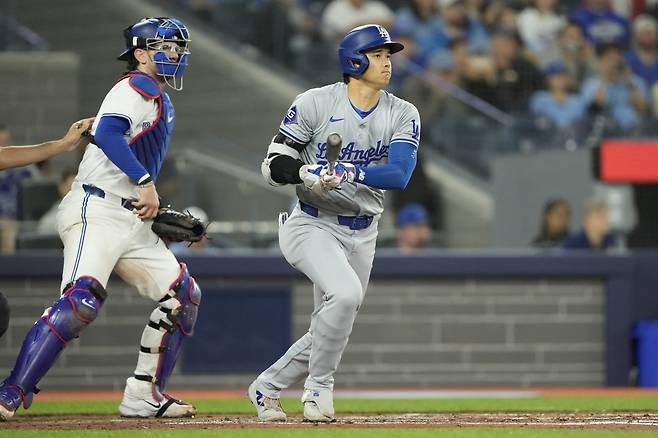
[354,140,417,190]
[1,277,106,408]
[133,263,201,392]
[94,115,151,184]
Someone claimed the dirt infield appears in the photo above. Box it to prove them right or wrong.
[3,412,658,430]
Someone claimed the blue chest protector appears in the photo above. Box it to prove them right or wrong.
[126,71,175,181]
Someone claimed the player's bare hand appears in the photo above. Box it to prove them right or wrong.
[132,183,160,220]
[61,117,95,151]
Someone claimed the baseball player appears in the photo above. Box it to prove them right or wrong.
[0,118,93,340]
[0,119,94,171]
[0,17,201,421]
[250,24,420,422]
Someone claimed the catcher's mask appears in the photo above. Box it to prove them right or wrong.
[118,17,191,91]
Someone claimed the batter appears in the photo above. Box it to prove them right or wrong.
[250,24,421,422]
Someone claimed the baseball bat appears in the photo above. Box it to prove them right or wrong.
[326,133,342,176]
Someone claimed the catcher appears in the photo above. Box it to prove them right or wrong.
[0,17,204,421]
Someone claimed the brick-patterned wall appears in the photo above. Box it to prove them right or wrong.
[0,277,604,390]
[294,279,605,388]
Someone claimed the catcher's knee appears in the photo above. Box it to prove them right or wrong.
[158,263,201,336]
[49,277,107,341]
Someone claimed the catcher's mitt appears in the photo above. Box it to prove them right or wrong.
[151,207,207,243]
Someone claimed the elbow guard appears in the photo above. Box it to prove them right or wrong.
[261,136,302,186]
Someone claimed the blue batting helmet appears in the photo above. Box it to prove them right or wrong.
[338,24,404,76]
[117,17,191,90]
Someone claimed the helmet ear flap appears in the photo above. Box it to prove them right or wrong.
[351,53,369,76]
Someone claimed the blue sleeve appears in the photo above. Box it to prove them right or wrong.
[94,116,150,183]
[355,141,417,190]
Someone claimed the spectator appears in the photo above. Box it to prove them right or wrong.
[531,198,571,247]
[465,0,487,22]
[626,14,658,89]
[580,43,648,132]
[483,0,522,33]
[321,0,394,42]
[517,0,566,54]
[571,0,631,48]
[542,21,597,88]
[36,168,76,234]
[391,0,442,65]
[563,198,615,250]
[391,152,444,233]
[402,50,459,123]
[396,203,432,253]
[463,29,544,113]
[530,62,587,128]
[436,0,490,54]
[0,125,38,254]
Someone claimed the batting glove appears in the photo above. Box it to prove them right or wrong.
[320,162,356,190]
[299,164,330,195]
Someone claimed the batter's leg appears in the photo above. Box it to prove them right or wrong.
[281,224,362,392]
[255,283,324,396]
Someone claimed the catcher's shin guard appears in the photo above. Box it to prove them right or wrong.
[133,263,201,392]
[0,277,106,413]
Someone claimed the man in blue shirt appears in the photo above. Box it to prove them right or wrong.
[580,43,648,132]
[625,15,658,90]
[571,0,630,48]
[530,62,586,129]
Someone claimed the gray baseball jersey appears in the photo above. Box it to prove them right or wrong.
[279,82,421,216]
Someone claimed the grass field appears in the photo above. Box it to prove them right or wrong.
[3,391,658,437]
[15,395,658,416]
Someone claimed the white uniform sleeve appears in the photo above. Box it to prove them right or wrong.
[90,80,152,135]
[391,102,421,148]
[278,90,317,145]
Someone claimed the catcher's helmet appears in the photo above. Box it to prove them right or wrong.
[338,24,404,76]
[117,17,191,90]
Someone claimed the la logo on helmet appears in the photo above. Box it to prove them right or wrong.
[377,25,389,39]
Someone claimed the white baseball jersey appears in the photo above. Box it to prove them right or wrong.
[76,77,172,199]
[279,82,420,217]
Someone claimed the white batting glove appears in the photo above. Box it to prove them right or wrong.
[299,164,330,195]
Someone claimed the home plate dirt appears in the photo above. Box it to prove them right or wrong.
[3,412,658,430]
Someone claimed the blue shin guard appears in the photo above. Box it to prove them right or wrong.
[0,277,106,412]
[133,264,201,393]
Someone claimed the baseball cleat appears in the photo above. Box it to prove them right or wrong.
[0,384,24,422]
[248,379,287,422]
[118,377,196,418]
[302,388,335,422]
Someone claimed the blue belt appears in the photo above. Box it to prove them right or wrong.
[299,201,373,230]
[82,184,136,211]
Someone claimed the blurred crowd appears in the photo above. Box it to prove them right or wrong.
[173,0,658,175]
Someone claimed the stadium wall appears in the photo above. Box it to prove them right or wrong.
[0,251,649,390]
